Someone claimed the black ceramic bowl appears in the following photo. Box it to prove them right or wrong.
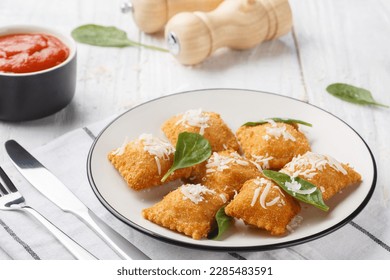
[0,25,77,121]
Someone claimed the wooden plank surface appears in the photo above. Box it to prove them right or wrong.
[291,0,390,211]
[0,0,388,214]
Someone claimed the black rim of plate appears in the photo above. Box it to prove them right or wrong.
[86,88,377,252]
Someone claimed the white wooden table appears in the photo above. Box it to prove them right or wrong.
[0,0,389,241]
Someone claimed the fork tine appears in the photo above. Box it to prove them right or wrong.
[0,167,18,193]
[0,181,8,196]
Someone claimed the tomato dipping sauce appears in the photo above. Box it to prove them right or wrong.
[0,33,69,74]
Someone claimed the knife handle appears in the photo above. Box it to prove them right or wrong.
[22,206,98,260]
[77,209,150,260]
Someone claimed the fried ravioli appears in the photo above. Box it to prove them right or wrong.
[108,134,191,190]
[280,152,362,201]
[194,150,261,199]
[142,184,228,239]
[162,109,239,152]
[236,121,311,170]
[225,178,301,235]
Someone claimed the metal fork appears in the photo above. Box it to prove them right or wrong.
[0,167,97,260]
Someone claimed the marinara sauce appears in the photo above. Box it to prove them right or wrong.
[0,33,69,73]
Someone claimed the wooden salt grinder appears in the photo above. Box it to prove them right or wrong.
[129,0,224,34]
[165,0,293,65]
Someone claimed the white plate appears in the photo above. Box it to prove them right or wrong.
[87,89,376,251]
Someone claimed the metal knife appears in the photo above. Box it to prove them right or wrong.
[5,140,150,260]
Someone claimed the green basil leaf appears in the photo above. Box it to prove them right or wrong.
[161,132,211,182]
[242,118,312,127]
[209,206,233,240]
[71,24,168,52]
[72,24,132,47]
[326,83,388,108]
[263,170,329,211]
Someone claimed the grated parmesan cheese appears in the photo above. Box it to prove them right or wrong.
[251,187,261,207]
[181,184,216,204]
[175,108,210,135]
[266,196,280,207]
[286,215,304,233]
[154,156,161,175]
[250,154,273,171]
[138,134,175,175]
[264,125,296,141]
[266,119,277,126]
[259,180,272,209]
[219,193,227,203]
[261,120,296,142]
[138,134,175,159]
[111,137,129,156]
[206,151,249,174]
[282,152,348,179]
[251,178,285,209]
[285,178,317,195]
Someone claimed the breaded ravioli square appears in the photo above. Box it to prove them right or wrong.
[108,134,191,190]
[281,152,362,201]
[225,178,301,236]
[236,121,311,170]
[142,184,228,239]
[195,150,261,199]
[161,109,239,152]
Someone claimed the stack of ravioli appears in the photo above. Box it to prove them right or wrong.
[108,109,361,240]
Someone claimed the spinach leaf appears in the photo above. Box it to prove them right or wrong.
[263,170,329,211]
[208,206,233,240]
[242,118,312,127]
[71,24,168,52]
[326,83,388,108]
[161,132,211,182]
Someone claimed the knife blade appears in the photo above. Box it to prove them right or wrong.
[5,139,150,260]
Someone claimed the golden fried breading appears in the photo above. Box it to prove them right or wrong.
[108,134,191,190]
[281,152,362,201]
[225,178,301,236]
[162,109,239,152]
[236,122,311,170]
[196,150,261,199]
[142,184,228,239]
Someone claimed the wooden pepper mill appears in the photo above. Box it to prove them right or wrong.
[165,0,293,65]
[129,0,224,34]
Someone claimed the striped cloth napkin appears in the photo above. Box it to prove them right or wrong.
[0,117,389,260]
